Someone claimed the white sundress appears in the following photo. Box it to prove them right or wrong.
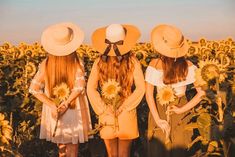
[29,62,92,144]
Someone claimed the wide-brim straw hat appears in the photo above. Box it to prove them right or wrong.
[92,24,140,56]
[41,22,84,56]
[151,24,189,58]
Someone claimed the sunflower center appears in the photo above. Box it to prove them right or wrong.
[201,64,220,81]
[162,91,173,101]
[57,89,67,97]
[105,85,117,95]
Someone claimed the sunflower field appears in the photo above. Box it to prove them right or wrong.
[0,38,235,157]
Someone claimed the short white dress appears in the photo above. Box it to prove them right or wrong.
[29,61,92,144]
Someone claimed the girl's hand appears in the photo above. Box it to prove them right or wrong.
[106,105,114,115]
[156,119,170,136]
[116,106,124,117]
[50,102,58,119]
[57,101,69,116]
[167,105,185,115]
[51,109,58,120]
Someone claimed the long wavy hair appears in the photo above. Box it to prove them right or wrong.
[160,55,188,85]
[45,52,83,99]
[98,52,135,100]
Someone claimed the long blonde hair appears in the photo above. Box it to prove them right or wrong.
[160,55,188,84]
[98,52,135,100]
[45,52,83,98]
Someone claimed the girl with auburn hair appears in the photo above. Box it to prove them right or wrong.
[29,23,92,157]
[87,24,145,157]
[145,24,205,157]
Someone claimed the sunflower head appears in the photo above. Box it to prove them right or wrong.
[14,48,24,59]
[212,42,220,51]
[0,113,12,145]
[196,59,227,87]
[53,82,70,102]
[25,48,33,57]
[201,64,219,81]
[224,45,230,52]
[157,86,176,106]
[187,46,198,56]
[101,79,121,100]
[199,60,221,81]
[25,62,37,77]
[199,38,207,47]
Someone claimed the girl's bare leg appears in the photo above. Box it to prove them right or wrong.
[58,144,66,157]
[104,138,118,157]
[66,143,78,157]
[118,139,132,157]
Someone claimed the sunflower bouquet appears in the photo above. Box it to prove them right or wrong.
[156,86,176,144]
[52,82,70,137]
[101,79,122,131]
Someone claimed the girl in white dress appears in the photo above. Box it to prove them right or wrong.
[29,22,92,157]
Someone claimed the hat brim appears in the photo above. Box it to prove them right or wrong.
[151,25,189,58]
[41,22,84,56]
[92,25,140,56]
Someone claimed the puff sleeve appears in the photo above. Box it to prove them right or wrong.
[72,66,85,93]
[29,60,46,95]
[87,58,106,115]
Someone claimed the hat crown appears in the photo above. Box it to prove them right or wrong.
[52,26,74,45]
[105,24,125,42]
[162,26,184,48]
[41,22,84,56]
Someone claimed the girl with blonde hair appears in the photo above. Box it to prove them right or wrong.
[29,22,92,157]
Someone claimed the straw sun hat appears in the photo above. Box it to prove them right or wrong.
[41,22,84,56]
[151,24,189,58]
[92,24,140,61]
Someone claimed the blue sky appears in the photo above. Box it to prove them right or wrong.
[0,0,234,44]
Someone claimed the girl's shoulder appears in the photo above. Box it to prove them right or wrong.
[187,60,193,66]
[187,60,198,71]
[149,58,162,71]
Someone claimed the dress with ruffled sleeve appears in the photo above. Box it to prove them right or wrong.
[29,62,92,144]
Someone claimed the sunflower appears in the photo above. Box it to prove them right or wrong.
[195,59,226,86]
[101,79,121,100]
[157,86,176,106]
[25,48,33,57]
[53,82,70,102]
[206,43,212,49]
[0,113,12,145]
[218,44,225,51]
[199,38,207,47]
[232,77,235,95]
[212,42,219,50]
[224,45,230,52]
[187,45,198,56]
[25,62,37,77]
[215,52,231,68]
[77,44,99,60]
[14,48,24,59]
